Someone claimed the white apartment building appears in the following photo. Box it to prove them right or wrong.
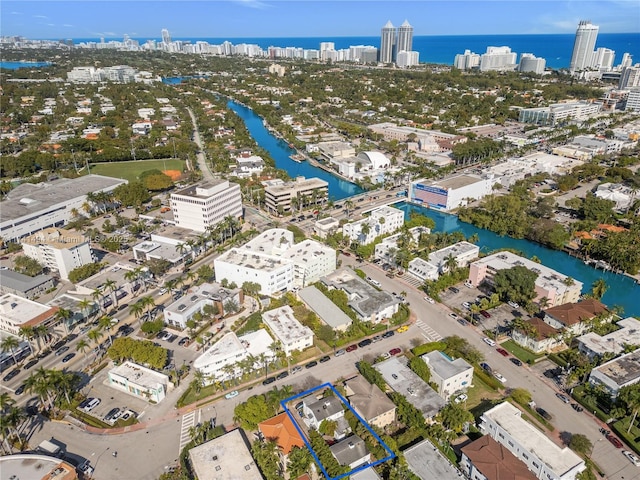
[480,402,585,480]
[454,50,481,70]
[519,53,546,74]
[193,330,275,382]
[374,226,431,265]
[407,257,440,282]
[625,87,640,112]
[479,46,518,71]
[396,50,420,68]
[214,229,335,294]
[422,351,473,399]
[170,180,242,233]
[468,251,583,307]
[261,306,314,355]
[0,294,59,336]
[410,175,495,211]
[264,177,328,214]
[163,283,243,329]
[518,101,602,126]
[21,228,94,281]
[342,206,404,245]
[0,175,126,242]
[407,241,479,282]
[107,361,171,403]
[231,155,265,178]
[589,349,640,398]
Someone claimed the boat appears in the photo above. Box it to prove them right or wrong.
[289,153,305,163]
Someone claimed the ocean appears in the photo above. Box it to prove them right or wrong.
[70,32,640,69]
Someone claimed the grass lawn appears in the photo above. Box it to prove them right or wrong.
[501,339,544,364]
[613,417,640,455]
[466,373,503,412]
[89,159,185,183]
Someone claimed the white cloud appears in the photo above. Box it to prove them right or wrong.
[33,14,48,19]
[232,0,270,9]
[64,24,73,27]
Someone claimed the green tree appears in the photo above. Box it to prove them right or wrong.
[590,279,608,300]
[493,265,538,305]
[408,356,431,383]
[569,433,593,456]
[233,395,273,430]
[287,446,313,479]
[439,402,474,432]
[509,388,532,406]
[13,255,43,277]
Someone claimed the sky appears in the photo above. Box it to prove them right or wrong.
[2,0,639,39]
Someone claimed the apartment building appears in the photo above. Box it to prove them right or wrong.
[263,177,328,214]
[422,351,473,399]
[261,306,314,355]
[342,206,405,245]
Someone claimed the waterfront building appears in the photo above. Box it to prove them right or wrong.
[519,53,546,74]
[619,65,640,89]
[481,402,585,480]
[231,153,265,178]
[589,348,640,398]
[468,251,583,306]
[0,293,58,336]
[261,306,314,355]
[0,174,126,242]
[570,20,599,73]
[543,299,609,336]
[578,317,640,359]
[189,429,261,480]
[593,47,616,71]
[454,49,481,70]
[161,28,171,44]
[460,436,537,480]
[107,361,171,403]
[422,350,473,399]
[396,20,413,54]
[170,180,242,233]
[163,282,243,329]
[410,174,495,211]
[479,46,517,71]
[379,20,395,64]
[374,226,431,265]
[21,228,94,281]
[396,50,420,68]
[263,176,328,214]
[342,205,404,245]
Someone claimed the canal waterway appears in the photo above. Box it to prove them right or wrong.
[219,97,640,317]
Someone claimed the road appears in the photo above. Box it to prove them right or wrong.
[186,107,215,182]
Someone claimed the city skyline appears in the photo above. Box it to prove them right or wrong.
[2,0,639,39]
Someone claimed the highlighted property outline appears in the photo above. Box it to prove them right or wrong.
[281,382,396,480]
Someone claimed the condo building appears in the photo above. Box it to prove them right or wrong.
[379,21,396,64]
[569,20,599,73]
[263,177,328,214]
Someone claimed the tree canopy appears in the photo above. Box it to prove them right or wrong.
[492,265,538,305]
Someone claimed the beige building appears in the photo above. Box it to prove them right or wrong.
[344,375,396,428]
[264,177,328,214]
[189,429,262,480]
[0,293,59,336]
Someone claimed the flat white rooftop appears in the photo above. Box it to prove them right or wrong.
[193,332,245,369]
[483,402,583,476]
[0,293,57,327]
[110,361,169,389]
[189,429,262,480]
[578,317,640,356]
[216,248,291,272]
[262,306,313,345]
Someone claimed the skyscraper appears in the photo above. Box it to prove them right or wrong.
[161,28,172,44]
[379,21,395,64]
[396,20,413,55]
[569,20,599,73]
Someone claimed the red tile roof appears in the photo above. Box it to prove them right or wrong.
[258,413,305,455]
[461,435,537,480]
[544,299,607,326]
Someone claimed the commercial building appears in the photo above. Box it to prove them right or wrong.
[322,268,399,323]
[21,228,94,280]
[193,329,274,382]
[264,176,328,214]
[297,286,353,331]
[0,454,78,480]
[468,251,583,307]
[404,438,463,479]
[0,293,59,335]
[262,306,314,355]
[589,348,640,398]
[375,356,445,420]
[188,429,262,480]
[0,174,126,242]
[487,152,583,188]
[317,141,356,161]
[480,402,585,480]
[170,180,242,233]
[344,375,396,429]
[570,21,599,73]
[342,206,405,245]
[479,46,518,72]
[330,435,370,470]
[107,361,171,403]
[620,66,640,89]
[163,282,243,329]
[0,331,31,371]
[410,174,495,211]
[0,270,55,299]
[314,217,340,239]
[132,227,200,265]
[368,123,465,147]
[460,435,537,480]
[518,101,601,126]
[578,317,640,359]
[422,350,473,399]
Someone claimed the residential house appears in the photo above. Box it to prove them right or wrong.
[330,435,370,470]
[460,435,537,480]
[422,350,474,399]
[344,375,396,429]
[511,318,564,354]
[258,413,305,456]
[543,299,609,336]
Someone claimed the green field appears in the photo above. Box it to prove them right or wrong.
[88,159,185,183]
[501,339,544,364]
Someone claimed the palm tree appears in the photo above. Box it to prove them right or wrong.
[124,270,139,296]
[2,406,25,453]
[360,223,371,242]
[0,336,20,365]
[34,325,48,351]
[25,367,55,410]
[139,296,156,320]
[92,289,105,316]
[0,392,15,413]
[54,308,73,336]
[76,339,90,359]
[18,326,36,356]
[77,298,94,323]
[104,278,118,307]
[129,302,144,325]
[444,254,458,273]
[98,316,115,346]
[192,370,206,394]
[591,279,608,300]
[344,199,354,217]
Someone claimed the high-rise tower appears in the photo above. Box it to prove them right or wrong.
[380,21,396,64]
[569,20,599,73]
[161,28,172,44]
[396,20,413,55]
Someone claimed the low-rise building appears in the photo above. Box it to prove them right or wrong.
[0,270,55,299]
[512,318,564,354]
[427,241,480,273]
[407,257,440,281]
[374,226,431,265]
[297,286,353,331]
[262,306,314,355]
[264,176,328,214]
[330,435,370,470]
[460,435,537,480]
[314,217,340,239]
[232,154,265,178]
[342,206,404,245]
[321,268,399,323]
[189,429,262,480]
[344,375,396,429]
[21,228,94,281]
[0,293,59,336]
[107,361,171,403]
[163,283,243,329]
[374,356,445,420]
[543,299,609,336]
[518,101,601,126]
[410,174,495,211]
[258,413,305,456]
[422,350,474,399]
[302,395,345,431]
[589,348,640,398]
[468,251,583,307]
[578,317,640,359]
[595,183,636,211]
[480,402,585,480]
[0,454,78,480]
[403,438,463,479]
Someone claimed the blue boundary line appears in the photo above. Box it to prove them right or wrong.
[280,382,396,480]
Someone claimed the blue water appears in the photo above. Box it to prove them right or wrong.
[0,61,52,70]
[395,202,640,318]
[225,100,363,201]
[74,33,639,69]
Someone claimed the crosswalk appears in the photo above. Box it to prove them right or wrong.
[416,318,442,342]
[178,410,196,454]
[397,273,423,289]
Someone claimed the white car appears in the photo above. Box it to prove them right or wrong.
[464,280,473,288]
[507,301,520,309]
[483,337,496,347]
[623,450,640,467]
[454,393,468,404]
[290,366,303,374]
[379,352,391,361]
[225,390,239,400]
[494,372,507,383]
[462,302,471,309]
[159,287,168,295]
[423,296,435,304]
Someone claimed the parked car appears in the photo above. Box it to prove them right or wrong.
[457,318,469,326]
[449,287,460,294]
[382,331,395,339]
[483,337,496,347]
[555,393,571,404]
[622,450,640,467]
[496,348,509,357]
[84,398,101,412]
[507,301,520,309]
[14,384,25,395]
[510,358,523,367]
[3,369,20,382]
[389,348,402,356]
[358,339,372,347]
[454,393,468,404]
[494,372,507,383]
[291,366,303,374]
[480,310,491,318]
[571,403,584,412]
[396,326,409,333]
[449,313,459,319]
[305,361,318,369]
[462,302,471,309]
[371,335,382,343]
[224,390,239,400]
[346,344,358,352]
[536,407,553,421]
[55,346,70,356]
[24,359,38,370]
[379,352,391,361]
[276,371,289,380]
[104,408,121,422]
[61,353,76,363]
[480,362,492,373]
[334,349,346,357]
[178,337,190,346]
[606,434,623,448]
[319,355,331,363]
[262,377,276,385]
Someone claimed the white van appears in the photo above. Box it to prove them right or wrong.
[369,279,381,287]
[483,337,497,347]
